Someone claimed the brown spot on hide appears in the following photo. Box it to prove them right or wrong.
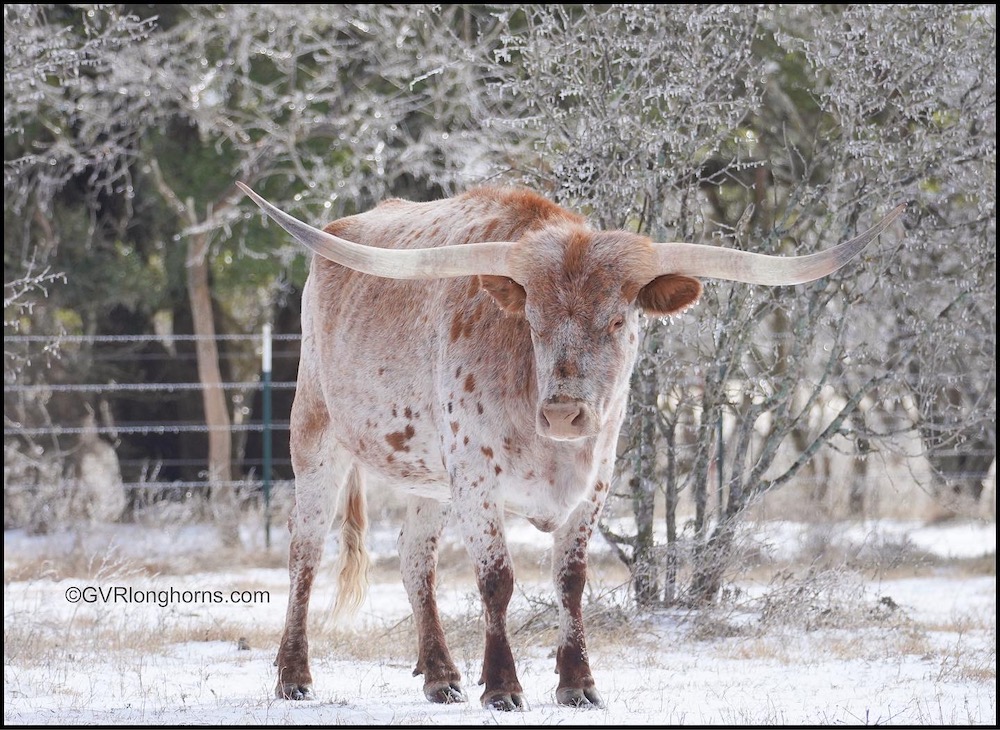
[481,446,494,459]
[450,421,460,435]
[494,465,503,475]
[386,424,416,452]
[464,373,476,393]
[404,407,413,419]
[477,402,484,415]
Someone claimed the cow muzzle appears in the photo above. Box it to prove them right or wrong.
[537,399,599,441]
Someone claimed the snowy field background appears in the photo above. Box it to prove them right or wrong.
[4,516,995,726]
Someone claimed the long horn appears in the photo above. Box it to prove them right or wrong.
[237,182,514,279]
[652,204,906,285]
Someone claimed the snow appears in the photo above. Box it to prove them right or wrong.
[3,518,995,726]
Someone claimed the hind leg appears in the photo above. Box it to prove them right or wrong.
[275,395,353,700]
[398,496,465,703]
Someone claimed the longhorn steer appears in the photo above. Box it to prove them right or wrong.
[239,182,902,710]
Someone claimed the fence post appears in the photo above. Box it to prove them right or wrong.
[262,323,273,549]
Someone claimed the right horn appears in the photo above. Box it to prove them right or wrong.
[237,182,516,280]
[651,204,906,285]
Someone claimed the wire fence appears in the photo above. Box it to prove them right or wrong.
[5,331,297,497]
[4,330,996,504]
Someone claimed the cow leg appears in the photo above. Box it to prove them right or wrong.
[551,482,608,708]
[453,490,524,711]
[398,496,465,703]
[275,429,349,700]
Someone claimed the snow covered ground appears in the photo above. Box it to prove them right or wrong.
[4,517,995,725]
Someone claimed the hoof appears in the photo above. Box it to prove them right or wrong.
[425,681,467,704]
[481,690,527,711]
[277,682,315,700]
[556,685,605,708]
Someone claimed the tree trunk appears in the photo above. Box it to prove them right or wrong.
[630,354,661,606]
[149,160,240,547]
[661,413,679,606]
[186,231,240,547]
[688,517,735,605]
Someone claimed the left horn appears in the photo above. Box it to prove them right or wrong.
[652,204,906,285]
[237,182,515,280]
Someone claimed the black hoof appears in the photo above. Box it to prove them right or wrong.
[277,682,315,701]
[556,685,605,708]
[425,681,467,704]
[482,690,527,711]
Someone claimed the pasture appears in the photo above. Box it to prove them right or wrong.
[4,512,995,725]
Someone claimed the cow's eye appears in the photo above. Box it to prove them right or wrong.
[609,315,625,333]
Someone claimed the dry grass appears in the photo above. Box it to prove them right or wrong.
[5,508,995,715]
[3,591,275,669]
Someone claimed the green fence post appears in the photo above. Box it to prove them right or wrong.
[262,323,273,549]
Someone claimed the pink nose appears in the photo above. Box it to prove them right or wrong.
[539,400,595,440]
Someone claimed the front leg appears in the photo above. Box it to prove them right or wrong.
[453,480,525,711]
[551,479,609,708]
[398,496,465,703]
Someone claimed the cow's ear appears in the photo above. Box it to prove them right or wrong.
[479,275,526,314]
[637,274,702,316]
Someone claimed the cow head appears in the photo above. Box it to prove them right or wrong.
[479,224,701,440]
[237,182,904,442]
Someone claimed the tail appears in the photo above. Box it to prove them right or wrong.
[332,463,371,620]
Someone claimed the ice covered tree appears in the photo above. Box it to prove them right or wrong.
[485,4,995,605]
[3,4,505,538]
[4,4,154,531]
